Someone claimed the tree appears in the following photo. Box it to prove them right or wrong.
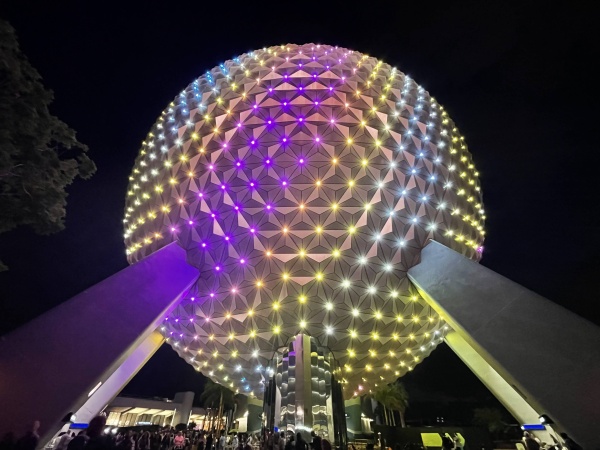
[0,19,96,270]
[200,380,235,432]
[371,381,410,427]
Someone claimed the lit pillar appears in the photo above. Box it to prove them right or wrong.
[263,334,347,448]
[173,392,195,426]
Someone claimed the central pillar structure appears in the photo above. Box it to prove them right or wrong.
[263,335,347,449]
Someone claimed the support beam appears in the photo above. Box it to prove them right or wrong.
[0,243,198,447]
[408,241,600,450]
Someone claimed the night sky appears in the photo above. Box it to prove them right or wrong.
[1,1,598,414]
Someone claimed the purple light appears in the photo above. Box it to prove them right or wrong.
[265,159,271,164]
[201,242,207,248]
[282,180,288,186]
[266,204,272,210]
[234,205,240,211]
[224,236,230,241]
[170,227,177,232]
[250,140,256,145]
[298,86,304,91]
[198,192,204,197]
[188,220,194,225]
[237,122,242,128]
[299,158,305,164]
[329,86,333,91]
[284,74,289,79]
[215,265,221,271]
[314,101,319,106]
[222,143,228,149]
[253,104,258,109]
[191,297,195,301]
[298,117,304,123]
[240,258,246,264]
[211,213,216,218]
[175,318,179,322]
[249,181,256,188]
[250,228,256,233]
[208,164,214,170]
[210,292,215,298]
[315,137,320,142]
[330,119,335,123]
[268,87,273,93]
[236,161,242,167]
[282,101,288,106]
[267,120,272,125]
[313,73,317,78]
[221,184,226,190]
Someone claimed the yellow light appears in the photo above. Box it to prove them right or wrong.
[375,140,381,146]
[332,249,341,258]
[397,315,403,322]
[326,302,333,310]
[361,159,368,166]
[265,250,272,257]
[225,312,231,319]
[315,273,324,281]
[298,295,307,303]
[315,226,323,234]
[347,138,353,144]
[188,171,194,177]
[256,280,263,288]
[229,333,235,340]
[348,180,355,187]
[332,158,338,165]
[315,180,322,186]
[360,120,366,126]
[349,349,356,357]
[191,132,199,140]
[248,309,254,316]
[331,203,338,211]
[375,311,382,319]
[180,154,188,162]
[350,330,358,338]
[169,178,177,185]
[273,326,280,334]
[273,302,280,310]
[300,320,307,328]
[348,226,356,234]
[364,203,371,211]
[249,330,256,337]
[282,227,288,234]
[298,203,305,210]
[372,332,379,340]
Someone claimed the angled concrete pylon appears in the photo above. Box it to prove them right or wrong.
[408,241,600,450]
[0,243,198,447]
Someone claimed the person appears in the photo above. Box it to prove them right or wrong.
[278,433,285,450]
[310,432,321,450]
[441,435,454,450]
[138,432,150,450]
[174,432,186,450]
[320,441,331,450]
[15,421,40,450]
[68,431,89,450]
[218,434,226,450]
[559,433,582,450]
[55,432,74,450]
[295,433,308,450]
[85,415,115,450]
[284,435,294,450]
[523,433,540,450]
[198,434,206,450]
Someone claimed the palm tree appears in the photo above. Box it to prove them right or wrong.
[372,381,409,427]
[200,380,235,432]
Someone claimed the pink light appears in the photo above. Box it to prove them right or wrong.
[221,184,226,190]
[250,228,256,233]
[231,288,237,293]
[240,258,246,264]
[298,117,304,122]
[222,143,228,149]
[253,104,258,109]
[314,101,319,105]
[188,220,194,225]
[282,137,287,143]
[249,182,255,187]
[299,158,305,164]
[237,123,242,127]
[283,101,288,106]
[251,140,256,145]
[211,213,216,218]
[224,236,230,241]
[198,192,204,197]
[208,164,214,170]
[210,292,215,298]
[170,227,176,232]
[315,137,320,142]
[201,242,206,247]
[330,119,335,123]
[282,180,287,186]
[266,204,272,210]
[234,205,239,211]
[215,266,221,271]
[329,87,333,91]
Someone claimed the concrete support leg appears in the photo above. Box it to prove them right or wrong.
[408,241,600,450]
[0,243,199,447]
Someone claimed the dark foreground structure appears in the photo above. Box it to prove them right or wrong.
[1,44,598,449]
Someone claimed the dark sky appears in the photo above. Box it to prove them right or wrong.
[1,1,599,409]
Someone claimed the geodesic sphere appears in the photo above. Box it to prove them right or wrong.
[123,43,485,398]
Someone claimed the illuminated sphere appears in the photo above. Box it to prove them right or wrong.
[124,44,485,398]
